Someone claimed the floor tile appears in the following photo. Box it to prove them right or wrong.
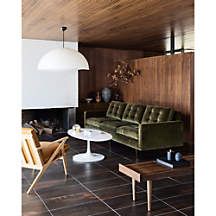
[155,211,185,216]
[22,198,49,216]
[35,182,88,200]
[91,211,119,216]
[139,178,179,190]
[104,191,150,210]
[75,170,118,184]
[153,182,194,199]
[164,194,194,210]
[172,174,194,184]
[22,192,40,204]
[51,201,111,216]
[44,191,97,210]
[180,206,194,216]
[84,177,126,191]
[116,200,174,216]
[94,184,144,200]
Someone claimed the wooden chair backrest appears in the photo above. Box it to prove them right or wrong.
[22,128,44,169]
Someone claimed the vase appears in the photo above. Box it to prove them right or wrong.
[102,87,111,103]
[175,152,182,161]
[96,91,101,103]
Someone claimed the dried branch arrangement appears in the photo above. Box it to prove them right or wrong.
[107,61,141,87]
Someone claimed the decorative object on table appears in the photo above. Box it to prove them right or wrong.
[72,124,81,132]
[95,91,101,103]
[38,26,89,71]
[156,157,190,168]
[156,151,189,168]
[107,60,141,87]
[167,149,175,161]
[175,152,183,161]
[85,98,93,103]
[112,88,121,101]
[102,87,111,102]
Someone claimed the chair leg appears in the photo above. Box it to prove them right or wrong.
[27,168,45,194]
[62,155,68,176]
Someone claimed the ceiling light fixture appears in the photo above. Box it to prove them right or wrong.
[38,26,89,71]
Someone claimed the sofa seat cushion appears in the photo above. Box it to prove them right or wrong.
[106,101,127,120]
[116,124,139,140]
[100,120,128,130]
[122,104,145,124]
[86,117,108,127]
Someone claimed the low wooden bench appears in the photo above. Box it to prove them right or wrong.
[119,155,194,211]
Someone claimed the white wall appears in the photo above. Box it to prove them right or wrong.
[22,39,78,109]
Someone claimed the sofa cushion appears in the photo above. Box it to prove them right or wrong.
[116,124,139,140]
[106,101,127,120]
[122,104,145,124]
[86,117,108,127]
[142,105,174,123]
[100,120,128,131]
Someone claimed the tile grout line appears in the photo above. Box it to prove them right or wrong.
[91,183,130,192]
[78,175,119,185]
[152,194,188,216]
[23,175,54,216]
[49,199,99,212]
[156,192,193,202]
[71,175,121,216]
[113,199,157,212]
[179,205,193,211]
[168,177,183,184]
[34,189,55,216]
[49,190,147,213]
[154,209,186,216]
[109,170,146,191]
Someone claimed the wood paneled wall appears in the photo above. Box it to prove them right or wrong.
[79,47,194,144]
[120,53,194,143]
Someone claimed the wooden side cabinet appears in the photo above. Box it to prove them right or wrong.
[76,102,109,127]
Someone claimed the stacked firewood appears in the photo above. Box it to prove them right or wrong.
[23,120,55,135]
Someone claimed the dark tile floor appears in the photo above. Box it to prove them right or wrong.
[22,137,194,216]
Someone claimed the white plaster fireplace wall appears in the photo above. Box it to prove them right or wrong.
[22,39,78,109]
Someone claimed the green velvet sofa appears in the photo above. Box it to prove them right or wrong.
[85,101,184,151]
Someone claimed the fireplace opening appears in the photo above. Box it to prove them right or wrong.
[22,108,76,139]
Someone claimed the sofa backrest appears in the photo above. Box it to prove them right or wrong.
[106,101,127,120]
[141,105,174,123]
[122,103,145,124]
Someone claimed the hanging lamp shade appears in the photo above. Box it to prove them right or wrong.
[38,26,89,71]
[38,48,89,70]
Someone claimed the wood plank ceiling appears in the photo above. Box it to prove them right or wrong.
[22,0,194,53]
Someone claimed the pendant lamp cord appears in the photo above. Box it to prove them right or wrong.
[61,26,67,48]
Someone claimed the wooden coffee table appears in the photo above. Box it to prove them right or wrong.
[119,155,194,211]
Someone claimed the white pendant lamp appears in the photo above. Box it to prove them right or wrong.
[38,26,89,71]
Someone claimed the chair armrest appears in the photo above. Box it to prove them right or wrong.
[51,136,69,144]
[138,121,184,150]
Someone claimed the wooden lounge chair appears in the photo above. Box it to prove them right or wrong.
[21,128,69,194]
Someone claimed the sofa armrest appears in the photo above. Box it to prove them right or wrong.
[138,121,184,150]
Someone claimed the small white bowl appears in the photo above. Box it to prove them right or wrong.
[85,98,93,103]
